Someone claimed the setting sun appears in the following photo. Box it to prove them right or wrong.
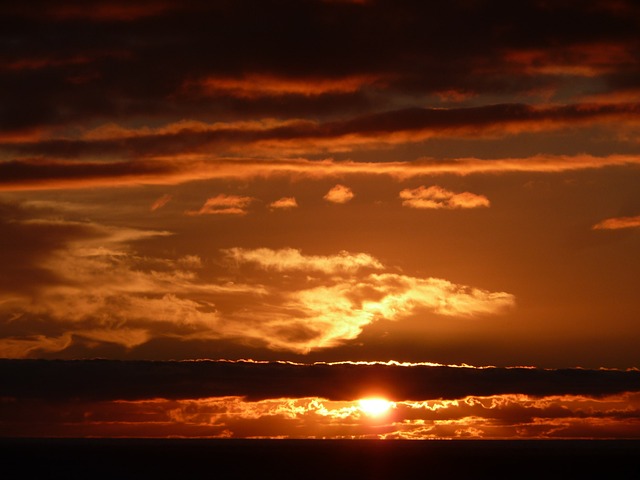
[358,398,393,416]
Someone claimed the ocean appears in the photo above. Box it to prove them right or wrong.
[1,438,638,479]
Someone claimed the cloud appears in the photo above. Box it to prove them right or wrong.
[150,193,172,211]
[399,185,490,209]
[222,248,383,274]
[2,391,639,439]
[324,184,354,204]
[0,221,512,356]
[5,103,640,161]
[0,213,230,357]
[0,334,73,359]
[185,194,254,216]
[223,247,382,273]
[213,248,505,353]
[187,74,384,98]
[177,254,202,269]
[269,197,298,210]
[592,215,640,230]
[255,273,514,352]
[2,360,639,402]
[3,0,639,138]
[2,155,640,192]
[501,43,636,78]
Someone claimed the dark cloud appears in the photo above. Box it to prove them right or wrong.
[3,103,639,163]
[1,360,639,401]
[0,203,103,294]
[1,0,638,131]
[0,158,176,185]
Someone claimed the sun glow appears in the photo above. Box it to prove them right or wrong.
[358,398,393,416]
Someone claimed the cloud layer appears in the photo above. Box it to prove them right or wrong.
[2,155,640,191]
[2,359,639,439]
[2,0,640,191]
[2,360,639,402]
[0,209,514,357]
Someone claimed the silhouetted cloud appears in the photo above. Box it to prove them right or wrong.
[1,360,639,402]
[3,103,640,161]
[2,0,639,133]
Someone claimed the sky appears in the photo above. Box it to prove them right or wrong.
[1,0,640,439]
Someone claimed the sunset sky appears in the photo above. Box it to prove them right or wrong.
[1,0,639,439]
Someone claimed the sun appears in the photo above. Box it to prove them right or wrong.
[358,398,393,416]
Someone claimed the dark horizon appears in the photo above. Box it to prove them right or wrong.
[2,438,639,479]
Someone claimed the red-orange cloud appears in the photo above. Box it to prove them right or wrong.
[2,155,639,192]
[4,102,640,161]
[2,393,637,439]
[185,194,254,216]
[189,74,385,98]
[592,215,640,230]
[150,193,172,211]
[269,197,298,210]
[399,185,490,209]
[0,234,514,356]
[323,184,355,204]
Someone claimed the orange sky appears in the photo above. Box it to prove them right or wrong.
[1,0,639,439]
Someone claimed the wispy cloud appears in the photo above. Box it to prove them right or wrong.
[3,155,640,192]
[185,194,254,216]
[223,247,383,273]
[186,74,384,98]
[399,185,490,209]
[0,222,513,356]
[150,193,172,211]
[261,273,514,352]
[2,391,639,439]
[592,215,640,230]
[5,103,640,160]
[216,248,514,353]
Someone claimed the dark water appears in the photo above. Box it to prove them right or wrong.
[1,438,638,479]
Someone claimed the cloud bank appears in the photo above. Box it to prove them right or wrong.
[2,155,639,192]
[2,360,639,402]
